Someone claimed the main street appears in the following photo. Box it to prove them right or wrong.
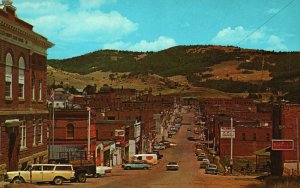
[7,110,261,188]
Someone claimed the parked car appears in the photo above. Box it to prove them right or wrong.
[5,164,75,185]
[169,141,177,147]
[200,159,210,168]
[197,153,206,161]
[153,143,166,150]
[95,166,112,177]
[166,162,179,171]
[168,130,177,135]
[205,164,218,175]
[122,162,152,170]
[159,140,171,148]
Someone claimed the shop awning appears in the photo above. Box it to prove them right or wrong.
[5,119,22,127]
[254,146,271,156]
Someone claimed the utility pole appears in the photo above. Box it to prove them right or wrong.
[230,117,233,174]
[297,118,299,175]
[87,107,91,160]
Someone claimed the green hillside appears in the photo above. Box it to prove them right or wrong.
[48,45,300,102]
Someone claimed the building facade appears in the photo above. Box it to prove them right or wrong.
[0,0,53,174]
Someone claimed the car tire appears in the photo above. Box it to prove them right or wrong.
[53,177,63,185]
[143,167,148,170]
[125,166,131,170]
[77,173,87,183]
[12,177,24,184]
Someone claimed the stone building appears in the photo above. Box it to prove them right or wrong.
[0,0,53,175]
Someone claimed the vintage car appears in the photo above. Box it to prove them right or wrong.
[205,164,218,175]
[122,162,152,170]
[200,159,210,168]
[5,164,75,185]
[166,162,179,171]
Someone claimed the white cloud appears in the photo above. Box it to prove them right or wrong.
[103,36,177,52]
[79,0,116,10]
[15,1,137,44]
[129,36,177,51]
[267,35,288,51]
[212,26,288,51]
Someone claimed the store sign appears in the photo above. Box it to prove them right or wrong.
[115,129,125,137]
[272,139,294,150]
[134,121,141,138]
[220,127,235,139]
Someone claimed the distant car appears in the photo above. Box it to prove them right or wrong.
[169,141,177,147]
[205,164,218,175]
[153,143,166,150]
[159,140,171,148]
[122,162,152,170]
[166,162,179,171]
[168,130,176,135]
[187,127,192,131]
[200,159,210,169]
[197,153,206,161]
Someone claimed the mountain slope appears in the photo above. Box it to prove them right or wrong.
[47,45,300,102]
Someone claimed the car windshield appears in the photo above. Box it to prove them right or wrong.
[168,162,177,165]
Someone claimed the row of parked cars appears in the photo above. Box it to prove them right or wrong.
[194,142,218,175]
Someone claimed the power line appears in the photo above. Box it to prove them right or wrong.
[236,0,296,46]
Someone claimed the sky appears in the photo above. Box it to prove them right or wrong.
[13,0,300,59]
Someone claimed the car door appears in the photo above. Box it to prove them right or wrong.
[30,165,43,183]
[42,165,55,182]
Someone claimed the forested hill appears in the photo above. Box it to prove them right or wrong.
[47,45,300,102]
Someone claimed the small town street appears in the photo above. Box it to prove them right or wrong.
[5,110,262,188]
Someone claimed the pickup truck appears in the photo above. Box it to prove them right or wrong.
[49,151,96,183]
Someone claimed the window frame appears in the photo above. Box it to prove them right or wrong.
[18,57,25,99]
[5,53,13,99]
[20,120,27,149]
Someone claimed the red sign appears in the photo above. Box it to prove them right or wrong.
[272,139,294,150]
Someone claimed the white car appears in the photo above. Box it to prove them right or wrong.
[96,166,112,177]
[153,143,166,150]
[5,164,75,185]
[166,162,179,171]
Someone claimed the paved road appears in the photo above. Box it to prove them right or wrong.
[5,111,261,188]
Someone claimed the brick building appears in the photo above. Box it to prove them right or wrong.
[278,104,300,162]
[0,0,53,174]
[49,110,97,159]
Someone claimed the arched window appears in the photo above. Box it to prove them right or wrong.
[66,124,74,138]
[18,57,25,99]
[5,53,13,98]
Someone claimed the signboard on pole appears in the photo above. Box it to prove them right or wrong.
[115,130,125,137]
[220,127,235,139]
[272,139,294,150]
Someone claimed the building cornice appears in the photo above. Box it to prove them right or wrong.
[0,109,49,116]
[0,16,54,56]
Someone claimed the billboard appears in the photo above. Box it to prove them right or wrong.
[220,127,235,139]
[272,139,294,150]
